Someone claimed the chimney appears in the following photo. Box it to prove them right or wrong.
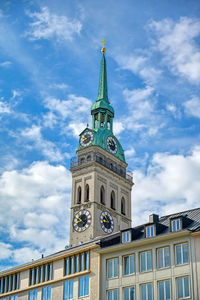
[149,214,159,223]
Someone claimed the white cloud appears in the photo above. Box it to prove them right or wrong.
[49,83,69,90]
[43,94,92,137]
[132,146,200,226]
[125,147,136,158]
[113,121,125,135]
[183,96,200,118]
[0,61,12,67]
[0,161,71,266]
[149,17,200,84]
[11,90,21,99]
[21,125,66,162]
[26,7,82,41]
[0,101,10,114]
[116,54,161,84]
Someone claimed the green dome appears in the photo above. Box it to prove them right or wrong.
[91,100,114,115]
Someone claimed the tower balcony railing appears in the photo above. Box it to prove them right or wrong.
[70,156,133,183]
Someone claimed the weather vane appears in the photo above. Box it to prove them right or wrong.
[101,37,107,54]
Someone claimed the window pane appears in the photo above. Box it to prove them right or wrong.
[108,291,112,300]
[85,275,89,296]
[108,260,113,278]
[183,244,188,264]
[177,219,180,230]
[141,252,146,272]
[130,287,135,300]
[40,266,43,283]
[176,245,182,264]
[29,290,33,300]
[43,287,47,300]
[44,265,48,281]
[147,251,152,270]
[159,281,164,300]
[64,281,69,300]
[85,252,89,270]
[184,277,189,297]
[141,285,146,300]
[166,280,171,300]
[124,257,129,275]
[158,249,163,269]
[70,257,74,274]
[114,259,118,277]
[147,283,152,300]
[69,280,73,299]
[177,278,183,299]
[47,286,51,300]
[164,247,170,267]
[113,289,118,300]
[76,255,79,272]
[124,288,129,300]
[130,255,135,274]
[79,277,84,297]
[65,258,69,275]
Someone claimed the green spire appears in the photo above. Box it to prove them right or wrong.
[97,54,109,103]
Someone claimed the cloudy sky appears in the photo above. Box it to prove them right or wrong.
[0,0,200,270]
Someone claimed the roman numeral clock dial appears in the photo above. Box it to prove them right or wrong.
[73,210,91,232]
[100,211,114,234]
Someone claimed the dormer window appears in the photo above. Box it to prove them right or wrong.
[171,218,181,232]
[122,231,131,243]
[146,225,155,237]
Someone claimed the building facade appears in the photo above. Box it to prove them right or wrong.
[0,46,200,300]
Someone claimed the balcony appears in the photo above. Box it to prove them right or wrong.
[70,155,133,183]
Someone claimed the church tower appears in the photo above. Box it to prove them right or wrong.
[69,43,133,246]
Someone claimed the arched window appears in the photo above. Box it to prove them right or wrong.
[100,186,105,205]
[87,155,91,162]
[77,186,82,204]
[101,114,105,127]
[107,115,110,129]
[80,157,85,164]
[95,114,98,128]
[110,163,113,170]
[121,197,125,215]
[85,184,89,202]
[111,191,115,210]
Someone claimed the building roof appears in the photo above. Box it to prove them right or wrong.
[100,207,200,248]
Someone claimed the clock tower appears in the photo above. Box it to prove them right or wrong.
[69,44,133,246]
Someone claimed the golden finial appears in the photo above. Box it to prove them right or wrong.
[101,37,107,53]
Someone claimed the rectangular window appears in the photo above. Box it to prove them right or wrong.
[140,251,152,272]
[124,286,135,300]
[80,253,84,271]
[157,247,170,269]
[64,280,73,300]
[44,265,48,281]
[175,243,188,265]
[29,289,38,300]
[107,289,118,300]
[177,276,190,299]
[40,266,43,283]
[49,264,52,280]
[65,258,69,276]
[85,252,89,270]
[10,296,18,300]
[124,254,135,275]
[70,257,74,274]
[30,269,35,285]
[158,280,171,300]
[141,283,153,300]
[79,275,89,297]
[75,255,79,272]
[107,258,119,278]
[35,268,39,284]
[42,286,51,300]
[4,277,7,293]
[122,231,131,243]
[146,225,154,237]
[172,219,181,231]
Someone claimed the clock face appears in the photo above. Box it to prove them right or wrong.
[80,131,94,147]
[73,210,91,232]
[100,211,114,234]
[107,136,117,154]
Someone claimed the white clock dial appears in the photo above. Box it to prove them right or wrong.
[107,136,117,154]
[73,210,91,232]
[80,131,94,147]
[100,211,114,234]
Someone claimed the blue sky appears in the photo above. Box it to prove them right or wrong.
[0,0,200,270]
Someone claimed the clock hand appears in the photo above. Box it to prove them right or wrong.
[76,215,82,222]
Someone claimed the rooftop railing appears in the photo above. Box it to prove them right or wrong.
[70,155,133,183]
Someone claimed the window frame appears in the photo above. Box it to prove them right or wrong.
[123,254,135,276]
[78,275,89,298]
[64,279,73,300]
[140,250,152,272]
[146,225,155,238]
[176,276,190,299]
[107,257,119,279]
[122,231,131,243]
[157,246,170,269]
[140,282,153,300]
[175,243,189,266]
[158,279,171,300]
[124,286,136,300]
[171,218,181,232]
[107,289,119,300]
